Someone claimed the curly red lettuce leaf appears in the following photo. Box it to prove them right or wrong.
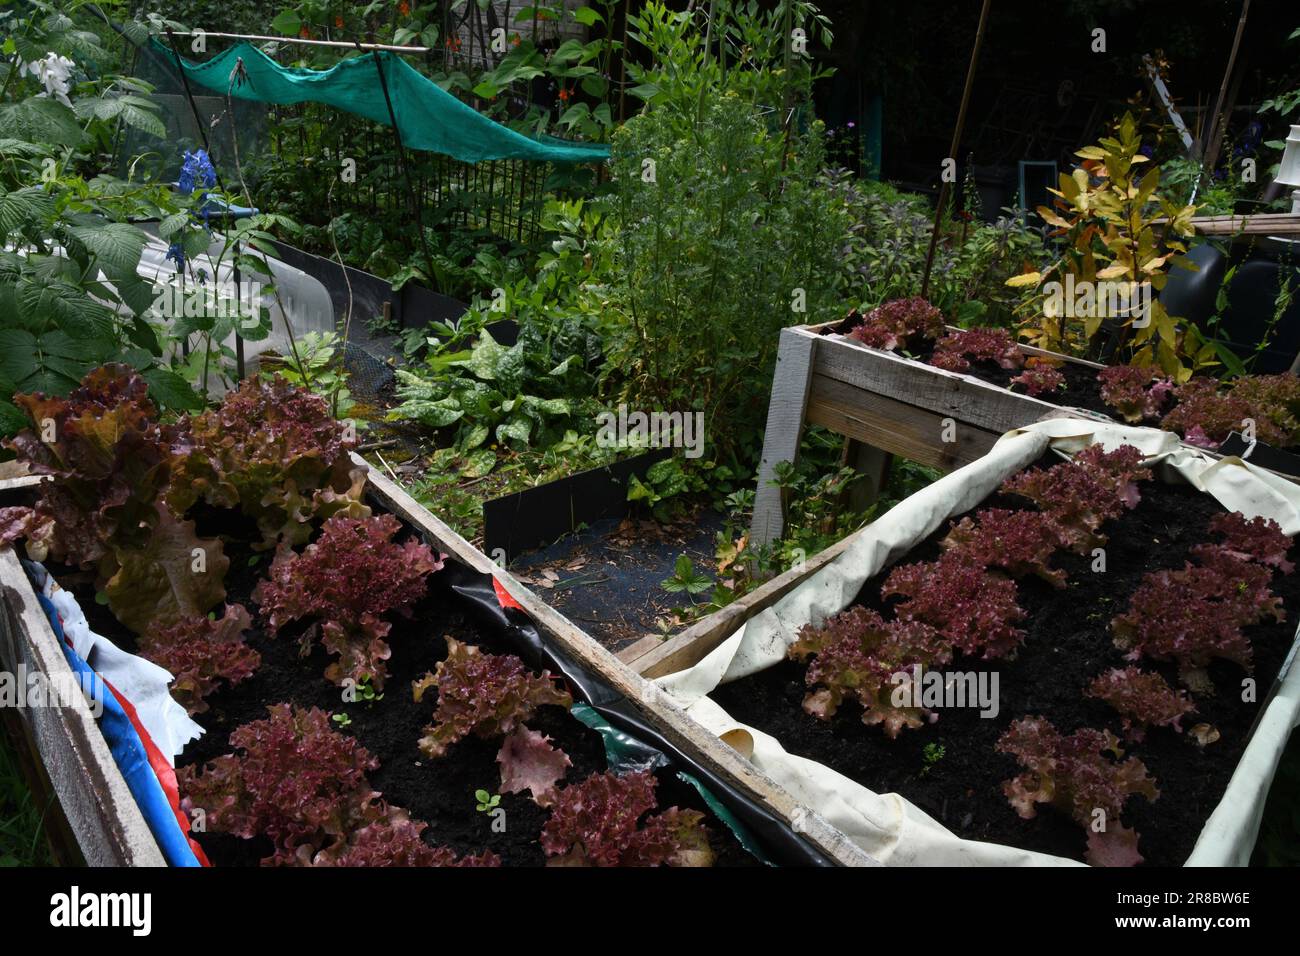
[181,704,495,866]
[1194,512,1294,575]
[169,375,369,549]
[179,704,383,866]
[415,637,572,759]
[253,514,441,690]
[929,327,1023,373]
[846,297,945,353]
[315,815,501,868]
[996,716,1158,867]
[496,726,572,807]
[883,553,1026,659]
[3,364,175,566]
[1085,667,1195,742]
[137,604,259,715]
[540,771,713,867]
[1097,366,1173,423]
[788,606,950,735]
[940,507,1068,587]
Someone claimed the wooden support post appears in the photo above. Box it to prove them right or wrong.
[751,327,818,548]
[843,438,892,514]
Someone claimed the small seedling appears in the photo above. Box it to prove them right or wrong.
[662,554,713,599]
[921,743,946,775]
[354,676,384,705]
[475,789,501,813]
[332,712,352,728]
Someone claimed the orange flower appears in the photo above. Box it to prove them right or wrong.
[334,15,344,28]
[398,0,410,15]
[558,87,570,102]
[299,25,311,39]
[511,33,521,46]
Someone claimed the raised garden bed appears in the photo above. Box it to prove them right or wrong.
[749,319,1112,546]
[752,311,1300,549]
[0,369,871,867]
[628,419,1300,866]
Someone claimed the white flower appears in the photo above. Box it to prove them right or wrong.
[19,52,76,106]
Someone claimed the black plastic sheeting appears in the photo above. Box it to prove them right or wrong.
[1220,431,1300,478]
[482,448,671,563]
[438,560,835,867]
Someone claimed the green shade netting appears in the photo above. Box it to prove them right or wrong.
[150,38,610,165]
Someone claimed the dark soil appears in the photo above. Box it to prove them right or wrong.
[511,506,726,652]
[55,505,758,868]
[710,462,1300,866]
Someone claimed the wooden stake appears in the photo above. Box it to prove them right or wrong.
[920,0,992,300]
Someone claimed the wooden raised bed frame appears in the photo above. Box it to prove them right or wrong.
[613,323,1107,678]
[0,462,874,868]
[746,321,1110,547]
[616,322,1295,680]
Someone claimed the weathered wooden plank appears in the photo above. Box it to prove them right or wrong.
[0,475,45,494]
[843,439,891,513]
[1153,213,1300,237]
[815,336,1065,435]
[806,373,1000,472]
[0,549,166,866]
[357,454,877,866]
[751,327,819,548]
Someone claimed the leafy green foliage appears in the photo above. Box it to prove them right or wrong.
[258,331,358,421]
[0,3,206,429]
[0,726,52,867]
[603,90,852,449]
[391,319,601,466]
[661,554,712,597]
[1009,113,1208,378]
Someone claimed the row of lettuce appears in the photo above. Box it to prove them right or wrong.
[0,363,720,866]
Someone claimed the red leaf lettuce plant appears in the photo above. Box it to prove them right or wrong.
[847,296,945,353]
[1112,513,1291,689]
[180,703,498,867]
[137,604,260,715]
[788,606,952,736]
[169,376,369,549]
[997,716,1159,867]
[1009,363,1066,398]
[1155,375,1300,449]
[929,327,1023,373]
[1000,444,1150,550]
[1086,667,1195,742]
[883,554,1027,659]
[0,365,227,634]
[1097,366,1173,424]
[254,514,442,690]
[540,770,713,867]
[414,638,573,805]
[940,508,1068,587]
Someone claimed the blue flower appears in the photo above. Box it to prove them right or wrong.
[178,149,217,197]
[165,241,185,271]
